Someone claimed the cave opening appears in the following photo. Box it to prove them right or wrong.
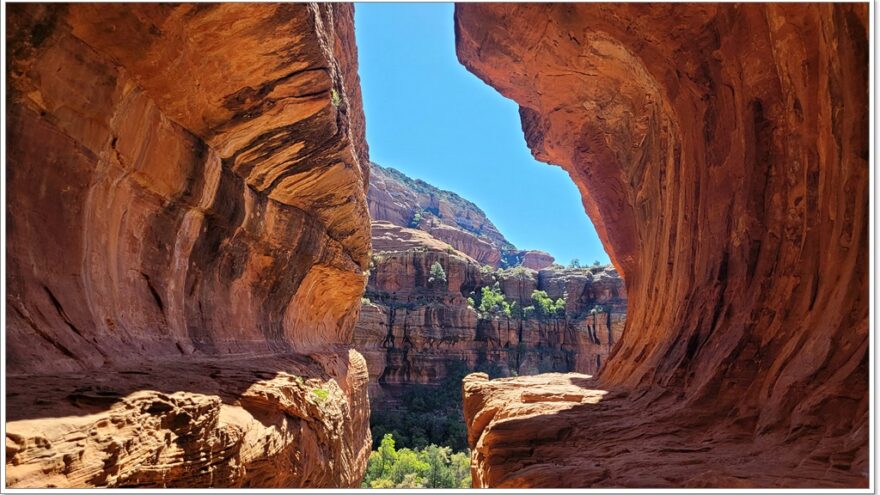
[351,3,630,489]
[3,1,868,490]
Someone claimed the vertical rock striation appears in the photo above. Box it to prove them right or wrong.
[456,3,868,488]
[6,3,371,487]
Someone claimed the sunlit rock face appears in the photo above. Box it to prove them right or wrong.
[456,3,868,488]
[6,3,371,487]
[368,162,562,268]
[354,221,626,401]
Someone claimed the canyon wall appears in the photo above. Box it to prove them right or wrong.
[6,4,371,487]
[356,222,625,397]
[456,3,868,488]
[357,164,625,450]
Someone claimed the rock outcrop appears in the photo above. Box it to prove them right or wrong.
[456,3,868,488]
[6,3,371,487]
[520,250,555,270]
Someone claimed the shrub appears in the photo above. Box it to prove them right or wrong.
[428,261,447,284]
[478,283,510,318]
[330,88,342,107]
[410,212,423,227]
[568,258,582,269]
[529,290,566,318]
[311,388,329,402]
[554,298,566,317]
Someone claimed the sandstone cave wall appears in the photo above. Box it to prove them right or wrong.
[456,3,868,486]
[6,3,372,487]
[7,3,370,372]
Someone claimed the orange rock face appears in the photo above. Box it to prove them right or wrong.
[6,3,371,487]
[456,3,868,488]
[520,250,555,270]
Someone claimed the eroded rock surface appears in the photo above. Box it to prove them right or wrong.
[456,3,868,488]
[7,3,371,487]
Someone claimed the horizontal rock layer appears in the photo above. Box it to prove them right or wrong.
[456,2,868,488]
[6,3,371,487]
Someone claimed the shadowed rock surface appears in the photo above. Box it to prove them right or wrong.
[6,3,371,487]
[456,2,868,488]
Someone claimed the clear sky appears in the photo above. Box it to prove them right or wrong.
[354,3,610,265]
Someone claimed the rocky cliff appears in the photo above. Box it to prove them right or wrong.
[368,162,552,268]
[354,220,625,447]
[456,3,868,488]
[6,4,371,487]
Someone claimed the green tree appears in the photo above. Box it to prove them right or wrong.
[396,473,427,488]
[422,444,452,488]
[568,258,582,269]
[410,212,422,227]
[428,261,447,285]
[478,283,510,318]
[531,290,554,318]
[361,433,471,488]
[391,448,429,484]
[553,297,566,317]
[369,479,395,488]
[450,451,472,488]
[593,260,601,266]
[363,433,399,487]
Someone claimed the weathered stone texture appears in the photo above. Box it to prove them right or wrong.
[456,3,868,488]
[6,3,372,487]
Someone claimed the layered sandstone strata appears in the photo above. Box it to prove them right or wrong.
[354,221,626,401]
[368,162,556,268]
[456,3,868,488]
[6,3,371,487]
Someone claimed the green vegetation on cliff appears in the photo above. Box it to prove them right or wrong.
[474,283,565,321]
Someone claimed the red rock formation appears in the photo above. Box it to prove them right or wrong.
[6,3,371,487]
[520,250,555,270]
[355,222,626,399]
[456,3,868,488]
[369,162,519,267]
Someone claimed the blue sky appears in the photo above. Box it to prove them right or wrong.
[354,3,609,265]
